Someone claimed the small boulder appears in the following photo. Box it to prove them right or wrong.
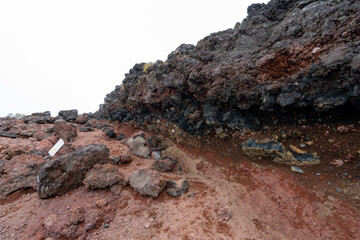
[118,153,133,164]
[58,110,78,122]
[125,133,150,158]
[116,133,125,140]
[129,169,165,198]
[83,163,128,190]
[165,179,189,197]
[151,157,177,172]
[54,122,77,142]
[0,131,19,138]
[36,144,111,199]
[79,126,94,132]
[106,130,116,138]
[76,113,89,124]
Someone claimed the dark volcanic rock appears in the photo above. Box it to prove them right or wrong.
[0,131,19,138]
[97,0,360,135]
[166,179,189,197]
[129,169,165,198]
[106,129,116,138]
[58,109,78,122]
[36,144,111,199]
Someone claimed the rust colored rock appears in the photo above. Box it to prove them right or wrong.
[129,169,165,198]
[83,163,128,190]
[76,113,89,124]
[36,144,111,199]
[0,154,45,197]
[54,122,77,142]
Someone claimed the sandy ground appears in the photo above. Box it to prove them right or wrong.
[0,120,359,240]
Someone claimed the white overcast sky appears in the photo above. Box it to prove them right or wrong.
[0,0,268,117]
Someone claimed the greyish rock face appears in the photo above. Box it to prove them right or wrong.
[97,0,360,136]
[129,169,166,198]
[36,144,111,199]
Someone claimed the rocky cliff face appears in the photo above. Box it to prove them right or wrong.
[98,0,360,136]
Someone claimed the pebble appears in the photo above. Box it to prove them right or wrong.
[335,187,342,193]
[299,143,306,148]
[144,222,150,229]
[291,166,304,174]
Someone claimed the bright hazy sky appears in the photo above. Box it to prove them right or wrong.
[0,0,268,117]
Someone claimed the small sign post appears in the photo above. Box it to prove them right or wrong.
[48,138,64,157]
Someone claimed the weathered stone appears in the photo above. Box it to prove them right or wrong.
[129,169,165,198]
[54,122,77,142]
[217,206,231,221]
[83,163,128,190]
[116,133,125,140]
[118,153,133,164]
[242,138,320,165]
[125,133,150,158]
[165,179,189,197]
[58,110,78,122]
[151,157,177,172]
[36,144,111,199]
[79,126,94,132]
[106,130,116,138]
[75,113,89,124]
[0,155,45,197]
[0,131,19,138]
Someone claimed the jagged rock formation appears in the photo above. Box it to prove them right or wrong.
[98,0,360,135]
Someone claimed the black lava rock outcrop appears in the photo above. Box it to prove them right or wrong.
[97,0,360,135]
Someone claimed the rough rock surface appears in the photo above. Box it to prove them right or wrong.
[125,133,150,158]
[151,157,178,172]
[0,155,45,197]
[242,138,320,165]
[97,0,360,136]
[83,163,128,190]
[129,169,166,197]
[54,122,77,142]
[165,179,189,197]
[36,144,111,199]
[58,109,78,122]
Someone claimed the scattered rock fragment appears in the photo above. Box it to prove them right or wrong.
[129,169,165,197]
[116,133,125,140]
[54,122,77,142]
[217,206,231,221]
[291,166,304,174]
[125,133,150,158]
[337,126,349,133]
[36,144,111,199]
[83,163,128,190]
[58,109,78,122]
[330,159,344,167]
[106,129,116,138]
[166,179,189,197]
[242,139,320,165]
[79,126,94,132]
[76,113,89,124]
[0,131,19,138]
[151,157,177,172]
[118,153,133,164]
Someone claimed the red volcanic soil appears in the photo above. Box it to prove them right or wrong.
[0,119,359,240]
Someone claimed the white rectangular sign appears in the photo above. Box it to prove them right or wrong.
[48,138,64,157]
